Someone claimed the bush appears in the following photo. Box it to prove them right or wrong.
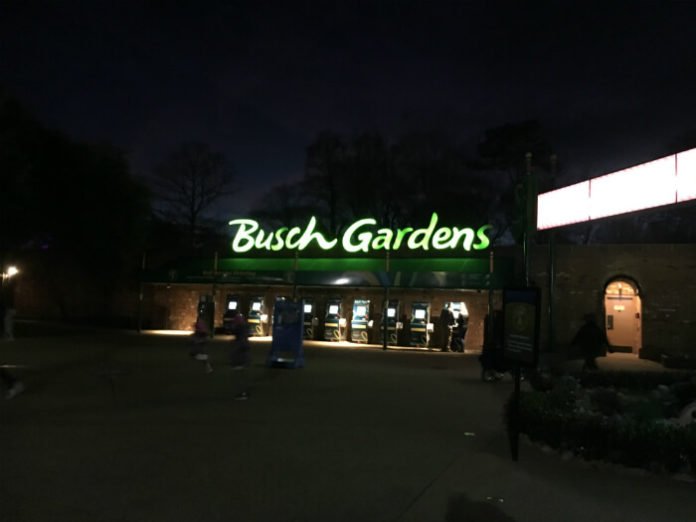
[570,370,695,390]
[508,386,696,476]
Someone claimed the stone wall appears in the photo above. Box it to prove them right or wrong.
[14,242,696,359]
[531,243,696,359]
[142,283,498,351]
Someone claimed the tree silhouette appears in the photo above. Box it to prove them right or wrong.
[152,142,233,246]
[0,90,151,318]
[473,120,557,243]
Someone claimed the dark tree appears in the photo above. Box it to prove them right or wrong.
[152,142,233,246]
[252,129,503,239]
[304,131,346,234]
[0,90,151,318]
[250,181,318,228]
[473,120,557,243]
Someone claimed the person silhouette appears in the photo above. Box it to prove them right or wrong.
[572,313,607,371]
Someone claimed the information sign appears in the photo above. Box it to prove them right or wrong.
[503,287,540,367]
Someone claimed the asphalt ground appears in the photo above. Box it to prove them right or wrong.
[1,323,694,522]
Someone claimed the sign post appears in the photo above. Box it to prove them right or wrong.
[503,287,541,461]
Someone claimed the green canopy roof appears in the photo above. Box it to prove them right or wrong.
[143,255,514,290]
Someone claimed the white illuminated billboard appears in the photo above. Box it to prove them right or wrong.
[537,147,696,230]
[589,156,676,220]
[537,181,590,229]
[677,148,696,203]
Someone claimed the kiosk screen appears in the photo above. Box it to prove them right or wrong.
[387,308,396,318]
[304,303,313,314]
[227,301,237,311]
[252,302,262,311]
[328,305,339,315]
[355,305,367,317]
[414,309,426,320]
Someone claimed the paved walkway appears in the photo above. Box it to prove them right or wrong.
[1,326,694,521]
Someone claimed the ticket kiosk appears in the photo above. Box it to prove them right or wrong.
[324,298,344,341]
[350,299,371,344]
[410,302,431,347]
[380,299,400,346]
[222,294,240,334]
[267,299,305,369]
[301,299,317,340]
[248,296,266,337]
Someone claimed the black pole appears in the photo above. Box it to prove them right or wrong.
[511,363,522,461]
[292,250,299,300]
[382,250,390,350]
[137,252,146,333]
[382,287,389,351]
[548,231,556,352]
[487,250,494,340]
[523,152,534,287]
[547,154,558,353]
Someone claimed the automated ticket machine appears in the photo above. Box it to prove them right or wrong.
[324,298,344,341]
[350,299,371,344]
[449,301,469,322]
[222,294,240,334]
[410,301,431,347]
[247,296,267,337]
[447,301,469,352]
[380,299,400,346]
[196,294,215,337]
[302,299,317,340]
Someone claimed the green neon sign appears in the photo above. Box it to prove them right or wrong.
[228,213,492,254]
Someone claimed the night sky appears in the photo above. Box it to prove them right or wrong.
[3,2,696,214]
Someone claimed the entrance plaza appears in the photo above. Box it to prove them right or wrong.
[1,323,694,522]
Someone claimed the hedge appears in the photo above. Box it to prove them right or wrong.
[507,375,696,476]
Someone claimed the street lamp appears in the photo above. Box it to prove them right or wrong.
[2,266,19,280]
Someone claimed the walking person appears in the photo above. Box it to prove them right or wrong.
[438,304,454,352]
[572,313,607,371]
[190,316,213,373]
[450,313,468,352]
[228,309,251,400]
[1,367,24,399]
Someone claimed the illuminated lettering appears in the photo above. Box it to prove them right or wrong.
[229,219,259,253]
[342,218,376,253]
[449,227,475,250]
[432,227,453,250]
[285,227,303,249]
[271,227,288,251]
[254,229,273,250]
[229,214,492,253]
[392,227,413,250]
[298,216,338,250]
[473,225,493,250]
[371,229,394,250]
[407,212,438,250]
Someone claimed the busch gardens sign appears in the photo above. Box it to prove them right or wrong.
[229,212,492,254]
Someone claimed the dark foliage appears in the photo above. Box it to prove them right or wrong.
[0,90,151,316]
[507,372,696,476]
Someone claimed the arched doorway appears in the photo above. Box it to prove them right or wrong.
[604,278,642,354]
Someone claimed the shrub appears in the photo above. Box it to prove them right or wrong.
[509,387,696,477]
[570,370,695,390]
